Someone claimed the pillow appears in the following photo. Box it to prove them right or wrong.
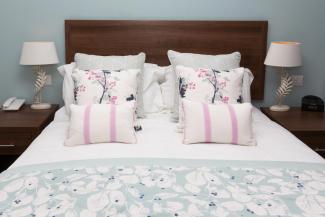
[75,52,146,118]
[168,50,241,70]
[143,82,164,113]
[176,66,245,104]
[143,63,164,113]
[242,68,254,103]
[65,102,137,146]
[57,62,77,114]
[160,65,175,110]
[167,50,241,122]
[57,63,72,77]
[143,63,161,91]
[182,100,256,146]
[72,68,139,106]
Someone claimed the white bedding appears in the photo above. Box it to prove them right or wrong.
[11,107,324,168]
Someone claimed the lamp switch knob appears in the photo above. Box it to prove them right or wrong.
[45,75,52,86]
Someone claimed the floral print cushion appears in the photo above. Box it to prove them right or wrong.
[176,66,244,105]
[72,69,139,105]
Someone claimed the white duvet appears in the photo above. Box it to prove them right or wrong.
[11,107,324,168]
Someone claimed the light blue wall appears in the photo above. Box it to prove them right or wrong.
[0,0,324,107]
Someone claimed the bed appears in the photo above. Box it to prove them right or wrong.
[1,20,324,217]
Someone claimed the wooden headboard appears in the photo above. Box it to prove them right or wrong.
[65,20,268,100]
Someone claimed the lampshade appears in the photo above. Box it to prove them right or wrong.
[264,42,302,67]
[20,42,59,65]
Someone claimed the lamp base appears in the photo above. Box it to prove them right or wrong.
[31,103,51,110]
[270,104,290,112]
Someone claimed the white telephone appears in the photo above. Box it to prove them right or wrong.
[2,97,26,111]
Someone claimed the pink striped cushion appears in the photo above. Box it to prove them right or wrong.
[65,102,137,146]
[182,99,256,145]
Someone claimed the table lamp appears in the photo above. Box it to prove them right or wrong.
[264,42,302,112]
[20,42,59,109]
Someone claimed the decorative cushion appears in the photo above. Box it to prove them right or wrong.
[167,50,241,122]
[72,69,139,106]
[182,100,256,146]
[176,66,245,104]
[65,102,137,146]
[75,52,146,118]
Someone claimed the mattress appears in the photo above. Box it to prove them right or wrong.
[11,107,324,168]
[3,107,325,216]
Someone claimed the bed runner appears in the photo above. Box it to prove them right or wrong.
[0,158,324,216]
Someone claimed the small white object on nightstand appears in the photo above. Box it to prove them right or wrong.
[264,41,302,112]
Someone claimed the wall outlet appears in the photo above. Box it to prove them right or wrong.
[291,75,303,86]
[45,75,52,86]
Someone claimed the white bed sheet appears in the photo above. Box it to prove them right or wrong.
[11,107,324,168]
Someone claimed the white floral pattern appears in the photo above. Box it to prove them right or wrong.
[0,160,324,216]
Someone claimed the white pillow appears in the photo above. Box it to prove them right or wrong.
[143,63,164,113]
[75,52,146,118]
[65,102,137,146]
[182,100,256,146]
[160,65,175,110]
[242,68,254,103]
[167,50,241,122]
[143,82,164,113]
[72,69,139,106]
[168,50,241,70]
[143,63,160,91]
[58,64,68,77]
[57,62,77,114]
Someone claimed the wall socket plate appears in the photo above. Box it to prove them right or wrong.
[45,75,52,86]
[291,75,304,86]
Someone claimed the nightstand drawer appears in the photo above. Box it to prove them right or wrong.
[0,133,32,155]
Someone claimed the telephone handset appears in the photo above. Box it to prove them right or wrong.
[2,97,25,111]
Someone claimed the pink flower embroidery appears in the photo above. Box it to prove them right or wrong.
[110,96,117,104]
[188,82,196,90]
[198,68,210,78]
[222,96,229,104]
[218,81,227,89]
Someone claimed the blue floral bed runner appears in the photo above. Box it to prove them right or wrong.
[0,158,324,217]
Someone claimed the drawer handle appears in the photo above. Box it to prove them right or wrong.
[315,148,325,152]
[0,144,15,147]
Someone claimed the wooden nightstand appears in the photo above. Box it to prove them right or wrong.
[0,104,59,171]
[261,107,325,158]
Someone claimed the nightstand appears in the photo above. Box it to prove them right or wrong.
[0,104,59,171]
[261,107,325,158]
